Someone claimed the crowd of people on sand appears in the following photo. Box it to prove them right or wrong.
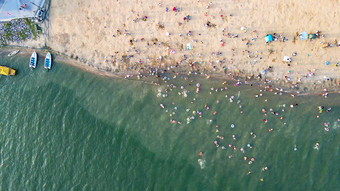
[101,1,340,94]
[151,69,337,179]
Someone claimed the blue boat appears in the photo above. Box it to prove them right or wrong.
[29,51,37,69]
[44,52,52,70]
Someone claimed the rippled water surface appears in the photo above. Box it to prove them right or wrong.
[0,52,339,190]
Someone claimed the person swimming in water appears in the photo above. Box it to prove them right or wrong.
[294,145,297,151]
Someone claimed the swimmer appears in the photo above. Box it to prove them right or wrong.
[294,145,297,151]
[313,142,320,150]
[231,124,235,128]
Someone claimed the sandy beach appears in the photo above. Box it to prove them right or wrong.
[8,0,340,91]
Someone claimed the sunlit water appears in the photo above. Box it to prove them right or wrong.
[0,52,339,190]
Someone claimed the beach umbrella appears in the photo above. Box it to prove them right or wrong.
[264,34,273,43]
[299,32,307,40]
[186,43,192,50]
[308,34,316,39]
[283,56,292,63]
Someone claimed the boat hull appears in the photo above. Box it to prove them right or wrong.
[8,50,19,57]
[29,51,37,69]
[44,52,52,70]
[0,66,16,76]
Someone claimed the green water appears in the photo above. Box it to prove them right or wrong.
[0,52,339,190]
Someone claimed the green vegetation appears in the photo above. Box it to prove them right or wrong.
[25,18,38,39]
[4,22,13,39]
[16,30,27,41]
[0,18,42,45]
[36,25,42,35]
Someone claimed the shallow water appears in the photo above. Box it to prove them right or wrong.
[0,52,339,190]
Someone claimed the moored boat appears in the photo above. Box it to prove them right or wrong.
[29,51,37,69]
[0,66,16,76]
[44,52,52,70]
[8,50,19,57]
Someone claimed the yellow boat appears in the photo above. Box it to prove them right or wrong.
[0,66,16,76]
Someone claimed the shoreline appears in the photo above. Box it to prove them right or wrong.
[1,46,339,96]
[2,0,340,95]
